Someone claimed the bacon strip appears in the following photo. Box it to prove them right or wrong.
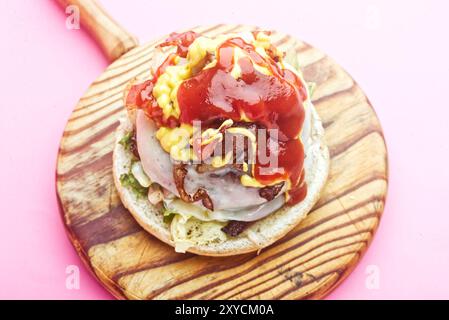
[259,182,284,201]
[222,220,252,237]
[173,164,214,210]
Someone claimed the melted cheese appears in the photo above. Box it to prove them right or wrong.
[171,214,227,253]
[240,174,265,188]
[211,152,233,168]
[199,119,233,146]
[152,64,191,120]
[156,124,193,162]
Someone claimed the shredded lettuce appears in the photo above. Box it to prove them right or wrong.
[163,207,176,224]
[163,198,215,222]
[161,201,228,252]
[170,214,227,253]
[119,131,134,150]
[120,171,148,198]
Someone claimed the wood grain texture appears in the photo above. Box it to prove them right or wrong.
[56,0,138,61]
[56,24,388,300]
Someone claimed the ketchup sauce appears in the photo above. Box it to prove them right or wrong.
[126,32,200,128]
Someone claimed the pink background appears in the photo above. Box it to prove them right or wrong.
[1,0,448,299]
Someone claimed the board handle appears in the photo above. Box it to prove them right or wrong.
[56,0,139,61]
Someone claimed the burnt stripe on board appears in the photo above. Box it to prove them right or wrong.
[99,39,158,71]
[69,101,121,125]
[71,204,142,251]
[91,55,155,87]
[59,120,118,156]
[227,244,365,300]
[205,230,370,299]
[312,84,356,106]
[64,106,123,136]
[69,95,122,122]
[170,211,377,299]
[278,196,382,245]
[313,174,386,211]
[146,209,379,299]
[57,150,112,180]
[75,86,128,111]
[111,254,194,283]
[247,255,350,299]
[329,127,383,158]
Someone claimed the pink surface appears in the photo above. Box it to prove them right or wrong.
[1,0,448,299]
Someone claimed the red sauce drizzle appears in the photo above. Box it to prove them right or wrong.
[157,31,198,58]
[125,32,199,128]
[126,31,308,205]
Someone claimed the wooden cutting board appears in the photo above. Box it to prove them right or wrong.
[56,2,387,300]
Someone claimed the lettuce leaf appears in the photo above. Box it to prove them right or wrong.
[119,131,134,151]
[120,172,148,198]
[163,208,176,224]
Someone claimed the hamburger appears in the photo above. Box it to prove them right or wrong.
[113,30,329,256]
